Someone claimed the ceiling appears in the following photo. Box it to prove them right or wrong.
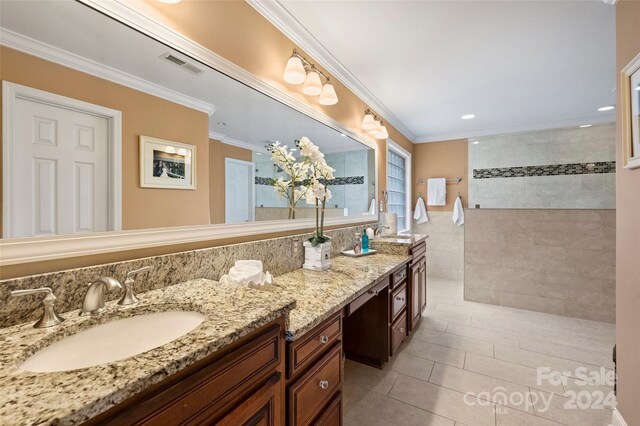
[0,0,368,154]
[271,0,617,142]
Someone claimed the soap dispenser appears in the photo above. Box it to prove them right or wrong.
[361,229,369,253]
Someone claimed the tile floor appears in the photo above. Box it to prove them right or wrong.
[343,278,616,426]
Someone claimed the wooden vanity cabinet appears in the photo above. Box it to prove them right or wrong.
[286,311,343,426]
[408,241,427,333]
[84,317,286,426]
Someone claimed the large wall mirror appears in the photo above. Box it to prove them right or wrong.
[0,0,377,261]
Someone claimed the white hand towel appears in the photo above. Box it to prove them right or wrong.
[368,198,376,215]
[452,196,464,226]
[427,178,446,206]
[413,197,429,224]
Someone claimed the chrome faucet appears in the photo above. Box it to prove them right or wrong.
[11,287,64,328]
[375,225,390,237]
[79,277,122,316]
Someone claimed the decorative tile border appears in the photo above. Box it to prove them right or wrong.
[255,176,364,186]
[473,161,615,179]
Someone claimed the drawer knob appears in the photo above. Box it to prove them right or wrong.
[319,380,329,390]
[319,335,329,344]
[400,328,405,333]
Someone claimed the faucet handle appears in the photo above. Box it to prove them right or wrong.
[118,266,152,306]
[11,287,64,328]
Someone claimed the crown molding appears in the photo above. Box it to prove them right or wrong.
[415,115,616,143]
[247,0,416,143]
[209,131,269,153]
[0,28,216,116]
[77,0,377,151]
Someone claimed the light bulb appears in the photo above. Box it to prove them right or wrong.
[361,112,376,130]
[319,82,338,105]
[283,54,306,85]
[302,68,322,96]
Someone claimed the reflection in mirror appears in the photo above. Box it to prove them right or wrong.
[0,0,376,239]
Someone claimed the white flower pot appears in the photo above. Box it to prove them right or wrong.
[303,241,332,271]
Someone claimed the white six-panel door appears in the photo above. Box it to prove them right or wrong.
[8,91,111,238]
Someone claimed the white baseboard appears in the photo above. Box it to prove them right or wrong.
[612,408,627,426]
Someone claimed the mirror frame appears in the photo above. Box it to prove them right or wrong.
[0,0,380,266]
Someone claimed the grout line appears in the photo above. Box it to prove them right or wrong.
[463,351,467,369]
[427,361,436,382]
[386,374,399,396]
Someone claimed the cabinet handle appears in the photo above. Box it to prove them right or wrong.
[319,335,329,344]
[319,380,329,390]
[400,328,405,333]
[368,290,379,296]
[395,296,405,302]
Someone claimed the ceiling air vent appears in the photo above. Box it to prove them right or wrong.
[160,53,204,75]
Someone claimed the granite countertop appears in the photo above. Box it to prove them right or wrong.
[369,233,429,256]
[263,253,412,341]
[0,279,296,425]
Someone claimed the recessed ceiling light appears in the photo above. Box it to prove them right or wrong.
[157,0,182,3]
[461,114,476,120]
[597,106,615,112]
[217,121,227,126]
[579,124,593,128]
[471,140,480,145]
[340,133,347,137]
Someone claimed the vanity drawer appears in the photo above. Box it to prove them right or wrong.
[288,343,341,426]
[390,311,407,356]
[347,276,390,315]
[411,242,426,264]
[391,283,407,322]
[392,267,407,288]
[287,311,342,379]
[313,392,342,426]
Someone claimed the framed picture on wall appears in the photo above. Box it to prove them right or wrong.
[139,135,196,189]
[621,52,640,169]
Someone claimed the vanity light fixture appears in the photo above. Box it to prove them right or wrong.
[283,49,339,105]
[361,109,389,139]
[302,66,323,96]
[597,105,615,112]
[461,114,476,120]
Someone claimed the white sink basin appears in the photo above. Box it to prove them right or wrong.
[20,311,205,373]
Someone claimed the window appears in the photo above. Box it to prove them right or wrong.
[387,141,411,232]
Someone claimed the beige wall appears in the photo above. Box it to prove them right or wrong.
[465,209,615,323]
[208,139,252,224]
[0,47,211,231]
[615,1,640,424]
[412,139,469,211]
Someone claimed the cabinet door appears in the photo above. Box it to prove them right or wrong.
[419,259,427,313]
[409,263,421,331]
[216,372,282,426]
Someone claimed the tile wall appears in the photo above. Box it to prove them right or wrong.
[468,124,616,209]
[412,211,464,281]
[464,209,615,323]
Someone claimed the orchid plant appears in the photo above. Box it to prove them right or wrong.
[267,137,335,246]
